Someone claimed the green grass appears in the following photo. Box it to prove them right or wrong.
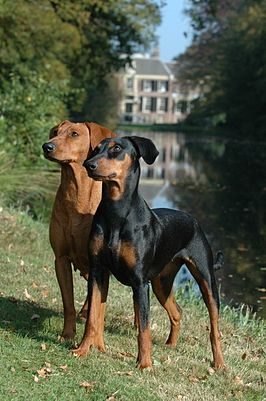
[116,123,226,135]
[0,207,265,401]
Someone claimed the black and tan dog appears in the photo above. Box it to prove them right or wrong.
[73,136,225,370]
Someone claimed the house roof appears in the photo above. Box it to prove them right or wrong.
[134,57,170,76]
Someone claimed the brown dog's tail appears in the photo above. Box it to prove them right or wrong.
[213,251,224,271]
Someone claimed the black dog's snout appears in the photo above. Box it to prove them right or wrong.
[84,160,98,171]
[42,142,56,153]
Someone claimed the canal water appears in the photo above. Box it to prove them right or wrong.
[119,130,266,318]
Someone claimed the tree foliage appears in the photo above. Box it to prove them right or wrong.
[176,0,266,136]
[0,0,161,163]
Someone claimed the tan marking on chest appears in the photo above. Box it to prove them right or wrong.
[118,241,137,269]
[89,235,105,256]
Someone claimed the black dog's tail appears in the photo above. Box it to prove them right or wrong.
[213,251,224,271]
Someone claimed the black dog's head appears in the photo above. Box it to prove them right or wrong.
[83,136,159,182]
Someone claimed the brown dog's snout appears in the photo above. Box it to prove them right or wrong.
[42,142,56,154]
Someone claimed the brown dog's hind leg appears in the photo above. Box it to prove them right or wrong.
[151,261,182,347]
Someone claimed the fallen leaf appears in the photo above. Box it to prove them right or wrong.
[41,290,49,298]
[37,368,47,378]
[106,390,119,401]
[207,367,215,375]
[31,314,40,321]
[36,362,53,379]
[40,343,47,351]
[33,375,39,383]
[23,288,32,300]
[237,245,248,252]
[59,364,68,370]
[79,381,95,392]
[241,352,247,360]
[188,375,199,383]
[31,282,39,289]
[8,297,17,303]
[234,376,244,386]
[116,371,133,376]
[256,287,266,293]
[118,351,134,358]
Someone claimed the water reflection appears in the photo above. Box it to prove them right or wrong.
[120,130,266,317]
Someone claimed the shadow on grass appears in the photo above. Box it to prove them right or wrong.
[0,296,64,345]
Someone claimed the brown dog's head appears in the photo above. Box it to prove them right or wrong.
[42,120,115,164]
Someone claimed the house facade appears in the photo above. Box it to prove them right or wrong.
[118,54,199,124]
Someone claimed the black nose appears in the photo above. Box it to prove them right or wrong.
[42,142,56,153]
[84,160,98,171]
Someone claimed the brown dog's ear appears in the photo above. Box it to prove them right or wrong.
[85,122,116,149]
[49,120,70,139]
[128,136,159,165]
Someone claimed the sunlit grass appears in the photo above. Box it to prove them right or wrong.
[0,206,265,401]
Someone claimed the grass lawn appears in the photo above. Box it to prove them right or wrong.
[0,207,265,401]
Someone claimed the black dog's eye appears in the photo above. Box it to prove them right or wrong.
[71,131,79,137]
[113,145,121,152]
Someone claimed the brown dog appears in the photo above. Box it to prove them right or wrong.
[42,120,115,339]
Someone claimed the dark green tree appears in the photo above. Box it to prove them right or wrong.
[0,0,162,162]
[174,0,266,136]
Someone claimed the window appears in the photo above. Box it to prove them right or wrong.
[158,97,168,112]
[125,103,133,113]
[144,97,152,111]
[141,80,158,92]
[127,77,133,89]
[176,101,188,113]
[143,97,157,112]
[158,81,168,92]
[142,80,152,92]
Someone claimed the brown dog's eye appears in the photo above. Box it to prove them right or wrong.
[71,131,79,137]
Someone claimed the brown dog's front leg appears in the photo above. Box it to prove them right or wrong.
[55,256,76,340]
[73,269,109,357]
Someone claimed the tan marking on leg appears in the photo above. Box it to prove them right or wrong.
[72,280,104,357]
[137,327,152,369]
[151,272,182,347]
[186,259,225,369]
[134,303,152,369]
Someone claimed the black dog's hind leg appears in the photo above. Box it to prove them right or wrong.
[151,260,183,347]
[184,248,224,369]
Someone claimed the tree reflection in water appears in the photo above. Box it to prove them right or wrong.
[126,131,266,317]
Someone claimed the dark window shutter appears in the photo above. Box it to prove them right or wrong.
[165,98,168,112]
[151,97,157,112]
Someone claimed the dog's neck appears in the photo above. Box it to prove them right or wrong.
[59,162,101,214]
[100,163,142,220]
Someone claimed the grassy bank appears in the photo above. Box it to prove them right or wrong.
[0,207,265,401]
[116,123,226,135]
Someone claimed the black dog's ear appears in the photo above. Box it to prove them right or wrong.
[128,136,159,165]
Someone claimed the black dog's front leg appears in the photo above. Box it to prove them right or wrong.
[133,283,152,369]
